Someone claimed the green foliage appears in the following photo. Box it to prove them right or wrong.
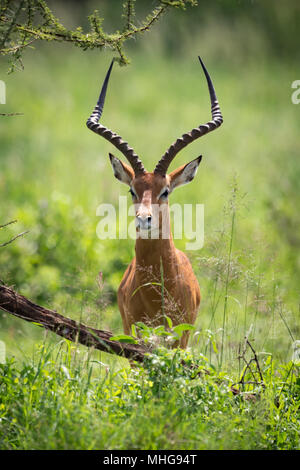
[110,319,195,347]
[0,342,299,449]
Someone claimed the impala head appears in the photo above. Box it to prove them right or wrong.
[86,57,223,235]
[108,153,202,234]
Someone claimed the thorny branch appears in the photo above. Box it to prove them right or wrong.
[0,0,197,72]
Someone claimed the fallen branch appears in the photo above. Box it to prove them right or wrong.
[0,284,147,362]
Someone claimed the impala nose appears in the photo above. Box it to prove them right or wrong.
[136,215,152,230]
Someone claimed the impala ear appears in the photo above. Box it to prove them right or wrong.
[169,156,202,191]
[109,153,135,186]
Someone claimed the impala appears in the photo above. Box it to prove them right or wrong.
[87,57,223,348]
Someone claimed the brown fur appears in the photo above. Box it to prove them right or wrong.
[115,168,201,348]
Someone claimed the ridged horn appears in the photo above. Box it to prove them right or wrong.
[154,56,223,176]
[86,60,146,176]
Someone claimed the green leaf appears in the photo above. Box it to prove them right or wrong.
[109,334,138,344]
[153,325,172,337]
[211,339,218,354]
[131,324,137,338]
[173,323,195,338]
[135,322,150,331]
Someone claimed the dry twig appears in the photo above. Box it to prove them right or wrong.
[230,328,265,399]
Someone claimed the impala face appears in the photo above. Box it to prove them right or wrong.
[109,153,202,238]
[131,179,167,235]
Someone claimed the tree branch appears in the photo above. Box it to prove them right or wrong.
[0,230,29,247]
[0,284,147,362]
[0,0,197,70]
[0,219,28,247]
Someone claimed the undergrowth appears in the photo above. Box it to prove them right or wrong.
[0,337,299,450]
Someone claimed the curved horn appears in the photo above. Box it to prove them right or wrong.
[86,60,146,176]
[154,56,223,176]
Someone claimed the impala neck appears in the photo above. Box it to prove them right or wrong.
[135,235,175,264]
[134,208,176,269]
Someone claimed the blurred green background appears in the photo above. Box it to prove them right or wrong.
[0,0,299,368]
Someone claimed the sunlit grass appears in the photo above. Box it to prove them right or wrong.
[0,338,299,450]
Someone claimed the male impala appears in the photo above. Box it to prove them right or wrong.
[87,57,223,348]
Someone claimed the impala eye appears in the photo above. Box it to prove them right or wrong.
[129,188,136,197]
[160,189,169,199]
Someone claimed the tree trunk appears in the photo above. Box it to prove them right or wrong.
[0,284,146,362]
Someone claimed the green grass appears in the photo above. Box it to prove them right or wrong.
[0,340,299,450]
[0,12,300,449]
